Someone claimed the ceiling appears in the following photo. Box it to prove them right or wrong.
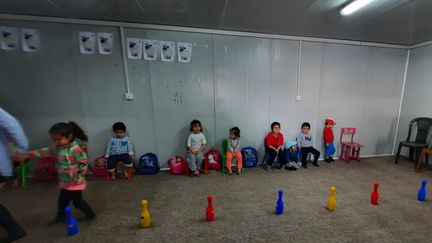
[0,0,431,45]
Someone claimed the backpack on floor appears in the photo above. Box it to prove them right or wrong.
[137,153,160,175]
[205,149,222,170]
[34,156,57,181]
[241,146,258,168]
[92,156,108,177]
[168,156,189,175]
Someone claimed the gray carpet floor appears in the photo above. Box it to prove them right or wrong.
[2,156,432,243]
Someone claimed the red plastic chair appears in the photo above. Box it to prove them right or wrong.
[340,128,364,162]
[106,161,133,181]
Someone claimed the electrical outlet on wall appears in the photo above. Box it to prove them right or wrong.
[295,95,301,102]
[125,93,134,100]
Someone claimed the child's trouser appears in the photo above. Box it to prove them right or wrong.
[226,151,243,171]
[325,142,336,158]
[187,152,204,171]
[0,203,26,241]
[300,147,320,165]
[265,147,285,166]
[106,153,133,172]
[56,189,96,220]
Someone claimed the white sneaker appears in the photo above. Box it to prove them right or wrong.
[289,162,299,169]
[297,162,302,168]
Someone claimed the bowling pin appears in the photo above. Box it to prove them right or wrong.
[65,206,78,236]
[140,200,151,228]
[206,195,215,221]
[275,189,284,215]
[327,186,336,211]
[371,182,379,205]
[418,179,427,202]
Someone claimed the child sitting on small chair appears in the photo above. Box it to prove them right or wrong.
[297,122,321,168]
[284,140,301,169]
[187,119,207,176]
[323,118,336,163]
[264,122,296,172]
[227,127,242,175]
[105,122,135,179]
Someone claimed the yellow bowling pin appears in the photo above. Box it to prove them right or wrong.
[327,186,336,211]
[140,200,151,228]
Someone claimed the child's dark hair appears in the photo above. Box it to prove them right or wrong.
[302,122,311,129]
[113,122,126,132]
[229,127,241,138]
[49,122,88,141]
[325,122,330,126]
[271,122,281,130]
[190,119,202,132]
[68,121,88,142]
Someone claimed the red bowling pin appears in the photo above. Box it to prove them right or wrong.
[206,195,215,221]
[371,182,379,205]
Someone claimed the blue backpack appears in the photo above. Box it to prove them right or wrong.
[241,146,258,168]
[137,153,160,175]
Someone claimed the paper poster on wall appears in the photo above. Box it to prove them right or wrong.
[97,32,113,55]
[0,26,18,51]
[143,39,158,61]
[177,42,192,63]
[126,38,142,59]
[160,41,175,62]
[21,28,40,52]
[79,32,96,54]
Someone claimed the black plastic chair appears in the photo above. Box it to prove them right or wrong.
[395,117,432,164]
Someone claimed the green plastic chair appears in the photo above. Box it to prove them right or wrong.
[221,139,228,174]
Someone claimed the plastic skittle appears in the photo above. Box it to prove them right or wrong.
[371,182,379,205]
[418,179,427,202]
[65,206,78,236]
[206,195,215,221]
[275,189,284,215]
[327,186,336,211]
[140,200,151,228]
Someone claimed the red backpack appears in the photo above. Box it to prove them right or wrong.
[93,156,108,177]
[167,156,189,176]
[34,156,57,181]
[205,149,222,170]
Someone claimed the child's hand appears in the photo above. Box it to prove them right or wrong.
[75,176,85,185]
[325,143,329,147]
[12,153,29,163]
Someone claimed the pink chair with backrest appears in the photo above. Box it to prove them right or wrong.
[340,127,364,162]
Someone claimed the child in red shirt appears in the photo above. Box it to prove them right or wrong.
[323,118,336,163]
[264,122,296,172]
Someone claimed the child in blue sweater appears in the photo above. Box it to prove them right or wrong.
[105,122,135,179]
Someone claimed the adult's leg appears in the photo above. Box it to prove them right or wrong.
[0,204,27,242]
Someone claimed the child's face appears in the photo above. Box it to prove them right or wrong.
[302,126,310,134]
[326,123,334,128]
[272,125,280,134]
[51,133,72,146]
[192,124,201,133]
[115,130,125,138]
[290,146,297,151]
[229,132,237,140]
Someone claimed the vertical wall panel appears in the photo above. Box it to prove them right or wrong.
[213,35,271,159]
[397,45,432,156]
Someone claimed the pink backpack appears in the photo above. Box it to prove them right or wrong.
[168,156,189,175]
[205,149,222,170]
[93,156,108,177]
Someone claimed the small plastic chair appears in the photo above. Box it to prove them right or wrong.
[106,161,133,181]
[221,139,228,174]
[395,117,432,164]
[340,128,364,162]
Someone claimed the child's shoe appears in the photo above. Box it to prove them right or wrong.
[227,170,233,175]
[330,157,335,162]
[325,158,332,163]
[285,166,297,171]
[312,162,319,167]
[297,162,302,168]
[302,163,308,169]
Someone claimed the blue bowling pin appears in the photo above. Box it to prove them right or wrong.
[275,189,284,215]
[65,206,79,236]
[418,179,427,202]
